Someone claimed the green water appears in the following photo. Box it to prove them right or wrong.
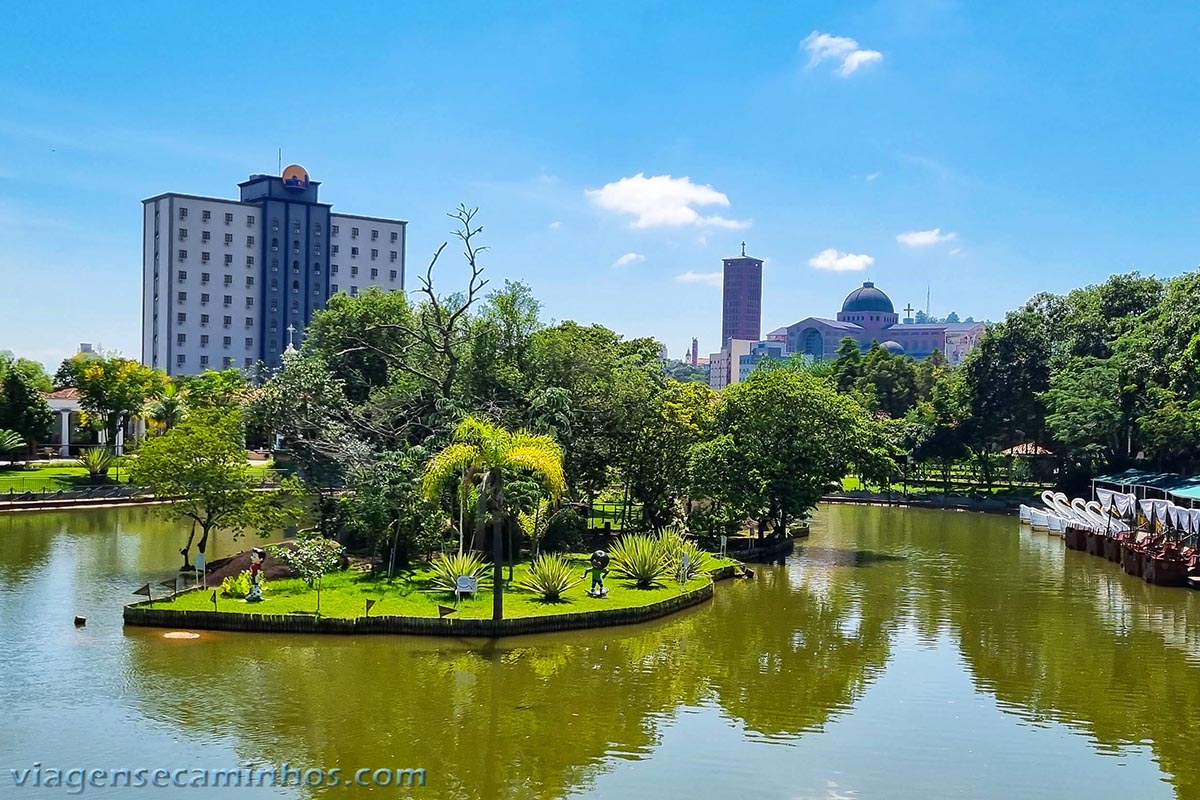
[2,505,1200,799]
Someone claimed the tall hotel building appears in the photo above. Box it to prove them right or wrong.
[720,248,763,346]
[142,166,406,376]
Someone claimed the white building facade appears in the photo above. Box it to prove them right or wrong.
[142,166,406,376]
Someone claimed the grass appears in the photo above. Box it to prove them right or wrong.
[167,555,718,619]
[838,475,1041,497]
[0,459,277,493]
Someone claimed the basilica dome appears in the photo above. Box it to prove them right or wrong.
[841,281,894,314]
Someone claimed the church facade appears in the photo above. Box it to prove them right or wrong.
[767,281,984,365]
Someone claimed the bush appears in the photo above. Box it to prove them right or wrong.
[608,533,668,588]
[658,529,713,581]
[219,569,264,598]
[77,447,116,480]
[429,551,493,593]
[541,508,585,552]
[518,553,582,601]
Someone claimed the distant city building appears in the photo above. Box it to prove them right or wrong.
[770,281,983,365]
[708,338,753,390]
[720,245,763,346]
[738,340,788,382]
[690,337,699,366]
[142,166,407,376]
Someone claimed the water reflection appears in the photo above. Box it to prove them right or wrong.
[3,505,1200,798]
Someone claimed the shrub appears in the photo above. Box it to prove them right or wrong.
[219,569,263,598]
[608,533,668,588]
[0,429,25,457]
[429,551,493,593]
[541,508,585,552]
[518,553,582,601]
[659,529,713,581]
[77,447,116,480]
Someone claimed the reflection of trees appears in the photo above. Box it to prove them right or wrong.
[123,542,905,798]
[837,504,1200,799]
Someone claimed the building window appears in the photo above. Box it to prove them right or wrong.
[224,233,233,245]
[370,248,378,260]
[370,268,378,279]
[178,208,188,220]
[244,358,253,368]
[178,250,187,261]
[223,295,232,306]
[224,254,233,266]
[202,231,211,243]
[314,222,322,235]
[332,244,339,255]
[201,272,210,284]
[351,247,359,257]
[177,291,187,303]
[246,276,255,287]
[178,228,188,240]
[201,252,210,263]
[271,258,278,270]
[332,224,339,236]
[350,286,358,297]
[351,265,359,277]
[200,314,209,326]
[293,239,300,254]
[223,336,232,348]
[292,280,299,290]
[389,270,397,281]
[200,293,210,304]
[246,297,254,308]
[245,316,253,328]
[246,256,255,267]
[351,227,359,238]
[271,279,278,290]
[178,270,188,281]
[331,283,339,293]
[244,337,253,349]
[390,231,398,243]
[200,334,209,347]
[272,218,279,231]
[270,339,278,351]
[293,221,301,234]
[176,354,186,367]
[292,260,300,272]
[225,212,234,224]
[371,229,379,241]
[332,264,339,274]
[247,235,255,247]
[390,251,397,262]
[176,312,186,324]
[272,238,278,251]
[247,215,256,227]
[223,315,232,327]
[313,262,321,274]
[202,210,211,222]
[200,355,209,367]
[176,333,186,346]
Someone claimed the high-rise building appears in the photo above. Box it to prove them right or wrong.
[142,166,406,376]
[720,247,762,346]
[690,337,699,366]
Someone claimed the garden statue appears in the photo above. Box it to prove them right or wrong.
[586,550,610,597]
[246,547,266,603]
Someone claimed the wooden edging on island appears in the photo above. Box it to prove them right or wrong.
[124,564,740,637]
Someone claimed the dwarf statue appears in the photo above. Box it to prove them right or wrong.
[586,550,610,597]
[246,547,266,603]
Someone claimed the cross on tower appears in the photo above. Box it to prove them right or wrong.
[740,241,747,257]
[902,304,915,321]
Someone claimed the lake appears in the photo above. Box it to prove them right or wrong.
[2,504,1199,799]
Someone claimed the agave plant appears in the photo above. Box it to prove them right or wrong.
[78,447,117,481]
[0,429,25,458]
[608,533,669,589]
[518,553,582,601]
[659,529,714,582]
[429,551,493,594]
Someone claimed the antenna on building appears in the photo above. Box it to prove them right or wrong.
[926,283,931,317]
[278,148,283,175]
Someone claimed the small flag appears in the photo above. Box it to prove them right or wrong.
[158,578,178,595]
[438,605,457,618]
[365,598,377,617]
[210,590,217,611]
[133,584,152,599]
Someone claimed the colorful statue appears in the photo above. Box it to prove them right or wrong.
[586,550,610,597]
[246,547,266,603]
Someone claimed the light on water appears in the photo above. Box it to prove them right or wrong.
[2,504,1199,798]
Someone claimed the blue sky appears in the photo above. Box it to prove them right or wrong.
[2,1,1199,366]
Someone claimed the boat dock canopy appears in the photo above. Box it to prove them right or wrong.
[1093,469,1200,503]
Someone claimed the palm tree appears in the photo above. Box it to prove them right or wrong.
[422,416,566,620]
[0,429,26,459]
[146,382,185,432]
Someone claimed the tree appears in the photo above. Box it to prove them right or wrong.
[422,417,566,620]
[0,430,25,458]
[340,446,443,570]
[0,353,52,393]
[271,535,344,615]
[179,368,248,410]
[62,353,164,449]
[304,287,416,404]
[853,344,920,418]
[1041,357,1122,467]
[145,381,185,432]
[833,336,863,393]
[0,370,54,454]
[709,369,892,537]
[127,407,305,570]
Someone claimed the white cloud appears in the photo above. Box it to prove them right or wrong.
[949,247,963,256]
[896,227,958,247]
[611,252,645,268]
[586,173,751,229]
[865,171,881,182]
[675,271,723,287]
[808,248,875,272]
[548,220,562,230]
[803,32,883,77]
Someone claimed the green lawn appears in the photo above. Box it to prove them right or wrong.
[167,555,724,619]
[0,459,276,493]
[838,475,1041,497]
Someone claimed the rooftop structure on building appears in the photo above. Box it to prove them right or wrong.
[142,166,407,376]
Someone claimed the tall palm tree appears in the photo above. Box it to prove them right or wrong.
[422,417,566,620]
[0,429,26,459]
[146,382,185,432]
